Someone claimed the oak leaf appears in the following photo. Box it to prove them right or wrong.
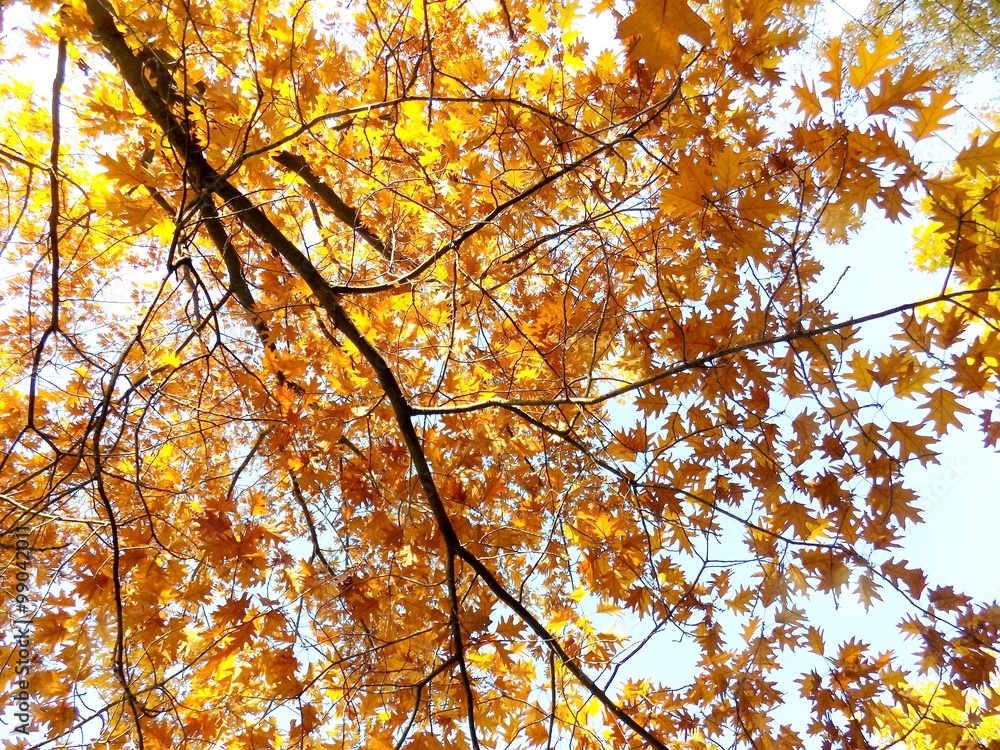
[617,0,712,74]
[848,30,903,90]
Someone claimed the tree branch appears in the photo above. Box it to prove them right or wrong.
[272,151,391,261]
[411,284,1000,415]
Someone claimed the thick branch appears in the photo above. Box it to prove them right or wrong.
[48,37,66,331]
[197,197,268,335]
[27,37,69,439]
[84,0,469,667]
[272,151,390,260]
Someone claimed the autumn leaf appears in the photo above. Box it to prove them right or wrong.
[956,132,1000,176]
[927,585,972,612]
[908,88,961,141]
[881,558,927,599]
[848,30,904,90]
[794,75,825,121]
[617,0,712,74]
[889,421,937,464]
[982,409,1000,448]
[855,574,883,611]
[864,66,935,117]
[921,386,973,436]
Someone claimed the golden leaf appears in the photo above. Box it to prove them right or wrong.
[617,0,711,74]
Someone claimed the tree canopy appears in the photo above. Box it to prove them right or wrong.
[1,0,999,748]
[843,0,1000,84]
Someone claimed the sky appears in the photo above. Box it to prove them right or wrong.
[811,0,1000,606]
[570,0,1000,611]
[819,215,1000,606]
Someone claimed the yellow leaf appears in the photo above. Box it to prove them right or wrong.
[793,75,824,121]
[97,151,149,188]
[617,0,711,74]
[151,217,176,246]
[527,4,549,34]
[848,30,903,91]
[908,88,961,141]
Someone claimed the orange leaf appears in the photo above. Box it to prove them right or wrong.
[617,0,711,74]
[880,558,926,598]
[793,75,824,121]
[889,421,937,464]
[928,585,972,612]
[908,89,960,141]
[921,387,972,436]
[820,37,843,99]
[848,30,903,91]
[982,408,1000,448]
[864,66,935,117]
[956,132,1000,176]
[855,574,882,611]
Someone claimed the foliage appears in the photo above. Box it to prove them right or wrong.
[915,115,1000,297]
[877,680,1000,749]
[843,0,1000,84]
[0,0,998,748]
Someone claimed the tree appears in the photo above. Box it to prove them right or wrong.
[842,0,1000,84]
[0,0,998,747]
[877,679,1000,749]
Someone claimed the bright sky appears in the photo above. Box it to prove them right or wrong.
[812,0,1000,606]
[576,0,1000,608]
[819,215,1000,606]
